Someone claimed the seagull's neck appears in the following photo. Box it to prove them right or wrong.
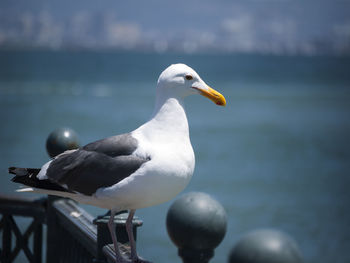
[136,94,190,142]
[153,95,187,125]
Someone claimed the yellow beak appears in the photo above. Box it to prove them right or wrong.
[194,86,226,106]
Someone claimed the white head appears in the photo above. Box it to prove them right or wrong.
[157,63,226,106]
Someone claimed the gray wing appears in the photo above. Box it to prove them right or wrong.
[46,133,150,195]
[83,133,139,157]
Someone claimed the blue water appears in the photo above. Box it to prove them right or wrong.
[1,51,350,263]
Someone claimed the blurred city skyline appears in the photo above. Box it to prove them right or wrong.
[1,0,349,55]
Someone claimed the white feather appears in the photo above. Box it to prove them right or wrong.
[37,160,51,180]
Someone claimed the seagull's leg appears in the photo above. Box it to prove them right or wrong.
[125,210,151,263]
[126,209,140,262]
[108,210,129,263]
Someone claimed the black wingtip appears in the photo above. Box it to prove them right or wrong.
[8,167,16,175]
[9,166,73,194]
[8,167,32,176]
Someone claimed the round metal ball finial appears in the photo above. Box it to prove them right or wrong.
[46,127,80,158]
[229,229,304,263]
[166,192,227,263]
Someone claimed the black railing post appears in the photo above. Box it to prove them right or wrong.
[45,127,80,262]
[2,214,12,263]
[46,127,80,158]
[166,192,227,263]
[228,229,304,263]
[45,196,61,263]
[33,219,43,263]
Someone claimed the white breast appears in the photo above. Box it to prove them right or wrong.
[94,97,196,210]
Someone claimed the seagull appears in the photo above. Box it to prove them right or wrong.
[9,63,226,263]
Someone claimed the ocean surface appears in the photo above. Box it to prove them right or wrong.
[1,50,349,263]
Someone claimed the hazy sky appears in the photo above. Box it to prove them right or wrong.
[1,0,349,54]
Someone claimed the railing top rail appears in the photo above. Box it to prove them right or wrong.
[51,198,99,257]
[0,194,45,206]
[0,194,46,220]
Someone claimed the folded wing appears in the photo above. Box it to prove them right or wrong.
[10,133,150,196]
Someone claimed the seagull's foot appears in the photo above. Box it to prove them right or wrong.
[104,243,132,263]
[114,253,151,263]
[116,244,133,263]
[107,242,152,263]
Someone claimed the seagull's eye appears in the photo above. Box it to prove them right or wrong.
[185,75,193,80]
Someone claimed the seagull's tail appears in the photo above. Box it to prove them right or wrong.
[8,166,71,193]
[8,167,108,208]
[9,167,41,184]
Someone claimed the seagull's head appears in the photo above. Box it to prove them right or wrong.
[157,63,226,106]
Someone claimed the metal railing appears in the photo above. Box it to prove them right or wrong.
[0,194,139,263]
[1,192,304,263]
[0,195,45,263]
